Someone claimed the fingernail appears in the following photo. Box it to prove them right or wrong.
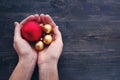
[14,22,17,26]
[56,25,59,29]
[34,14,39,16]
[40,13,44,15]
[46,14,50,16]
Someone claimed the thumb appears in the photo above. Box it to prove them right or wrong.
[53,26,62,41]
[14,22,22,38]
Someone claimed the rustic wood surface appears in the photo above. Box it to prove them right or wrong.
[0,0,120,80]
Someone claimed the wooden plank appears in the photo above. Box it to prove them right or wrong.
[0,0,120,80]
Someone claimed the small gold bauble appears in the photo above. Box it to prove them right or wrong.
[35,41,44,51]
[42,24,52,33]
[43,35,53,45]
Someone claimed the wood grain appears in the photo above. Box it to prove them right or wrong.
[0,0,120,80]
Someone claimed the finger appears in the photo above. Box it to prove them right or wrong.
[20,15,36,25]
[14,22,22,39]
[40,14,46,23]
[34,14,41,22]
[45,14,56,28]
[53,26,62,41]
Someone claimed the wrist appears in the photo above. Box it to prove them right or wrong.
[38,62,57,68]
[38,61,59,80]
[38,63,58,74]
[18,55,37,67]
[10,55,37,80]
[38,58,58,67]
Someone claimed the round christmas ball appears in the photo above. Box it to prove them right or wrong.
[21,21,42,42]
[35,41,44,51]
[42,24,52,33]
[43,34,53,45]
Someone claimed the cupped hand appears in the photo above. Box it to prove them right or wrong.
[13,14,63,65]
[38,14,63,65]
[13,14,40,62]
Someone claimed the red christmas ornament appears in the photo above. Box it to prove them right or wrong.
[21,21,42,42]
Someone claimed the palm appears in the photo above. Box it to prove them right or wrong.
[38,14,63,64]
[38,40,62,63]
[14,37,37,57]
[14,14,40,59]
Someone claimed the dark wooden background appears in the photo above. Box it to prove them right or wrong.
[0,0,120,80]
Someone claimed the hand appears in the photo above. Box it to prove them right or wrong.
[38,14,63,65]
[10,14,40,80]
[13,14,40,62]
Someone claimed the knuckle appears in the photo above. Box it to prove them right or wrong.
[13,43,15,48]
[14,37,20,43]
[61,41,64,47]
